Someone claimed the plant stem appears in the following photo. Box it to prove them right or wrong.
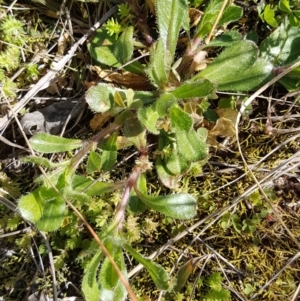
[114,164,142,230]
[205,0,229,44]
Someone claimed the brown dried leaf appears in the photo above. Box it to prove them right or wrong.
[189,8,203,27]
[90,65,151,90]
[210,117,236,137]
[216,108,238,124]
[107,71,152,90]
[207,109,238,147]
[89,66,112,81]
[57,33,69,57]
[89,111,111,131]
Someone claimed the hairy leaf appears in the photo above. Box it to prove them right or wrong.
[72,175,124,196]
[156,0,189,60]
[165,152,191,175]
[86,84,156,113]
[196,40,257,81]
[18,189,44,223]
[175,130,208,162]
[21,156,69,169]
[171,79,215,99]
[260,19,300,66]
[123,116,147,150]
[156,155,180,189]
[89,45,120,67]
[196,0,223,37]
[124,243,169,290]
[170,106,193,132]
[156,133,180,188]
[35,187,65,232]
[207,31,241,47]
[135,189,197,219]
[218,5,243,25]
[82,250,103,301]
[156,93,178,117]
[114,26,134,64]
[86,83,113,113]
[99,246,127,301]
[137,104,160,134]
[30,133,82,153]
[194,41,273,91]
[146,39,170,88]
[217,58,273,91]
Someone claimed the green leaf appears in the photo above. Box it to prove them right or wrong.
[98,246,127,301]
[170,106,193,132]
[89,28,116,47]
[63,186,89,203]
[194,41,273,91]
[35,187,65,232]
[245,30,259,44]
[124,243,169,290]
[260,20,300,66]
[289,12,300,27]
[217,58,273,91]
[88,29,144,74]
[135,189,197,219]
[203,108,219,122]
[218,5,242,25]
[263,4,278,28]
[113,26,134,64]
[156,0,189,60]
[244,283,255,295]
[156,155,180,189]
[232,214,242,234]
[89,45,120,67]
[137,104,160,134]
[21,156,69,169]
[195,40,257,80]
[165,152,191,175]
[30,133,82,153]
[167,258,200,296]
[175,130,208,162]
[196,0,223,38]
[87,150,102,174]
[146,39,170,88]
[156,133,180,188]
[87,84,156,113]
[100,133,118,172]
[156,93,178,117]
[207,31,241,47]
[18,189,44,223]
[82,250,103,301]
[123,116,147,150]
[86,83,114,113]
[197,127,208,141]
[72,175,123,196]
[279,0,291,13]
[171,79,215,99]
[129,174,147,213]
[278,66,300,91]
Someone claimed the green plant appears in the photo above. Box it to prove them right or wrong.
[258,0,300,28]
[104,3,134,37]
[16,0,300,300]
[0,15,45,100]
